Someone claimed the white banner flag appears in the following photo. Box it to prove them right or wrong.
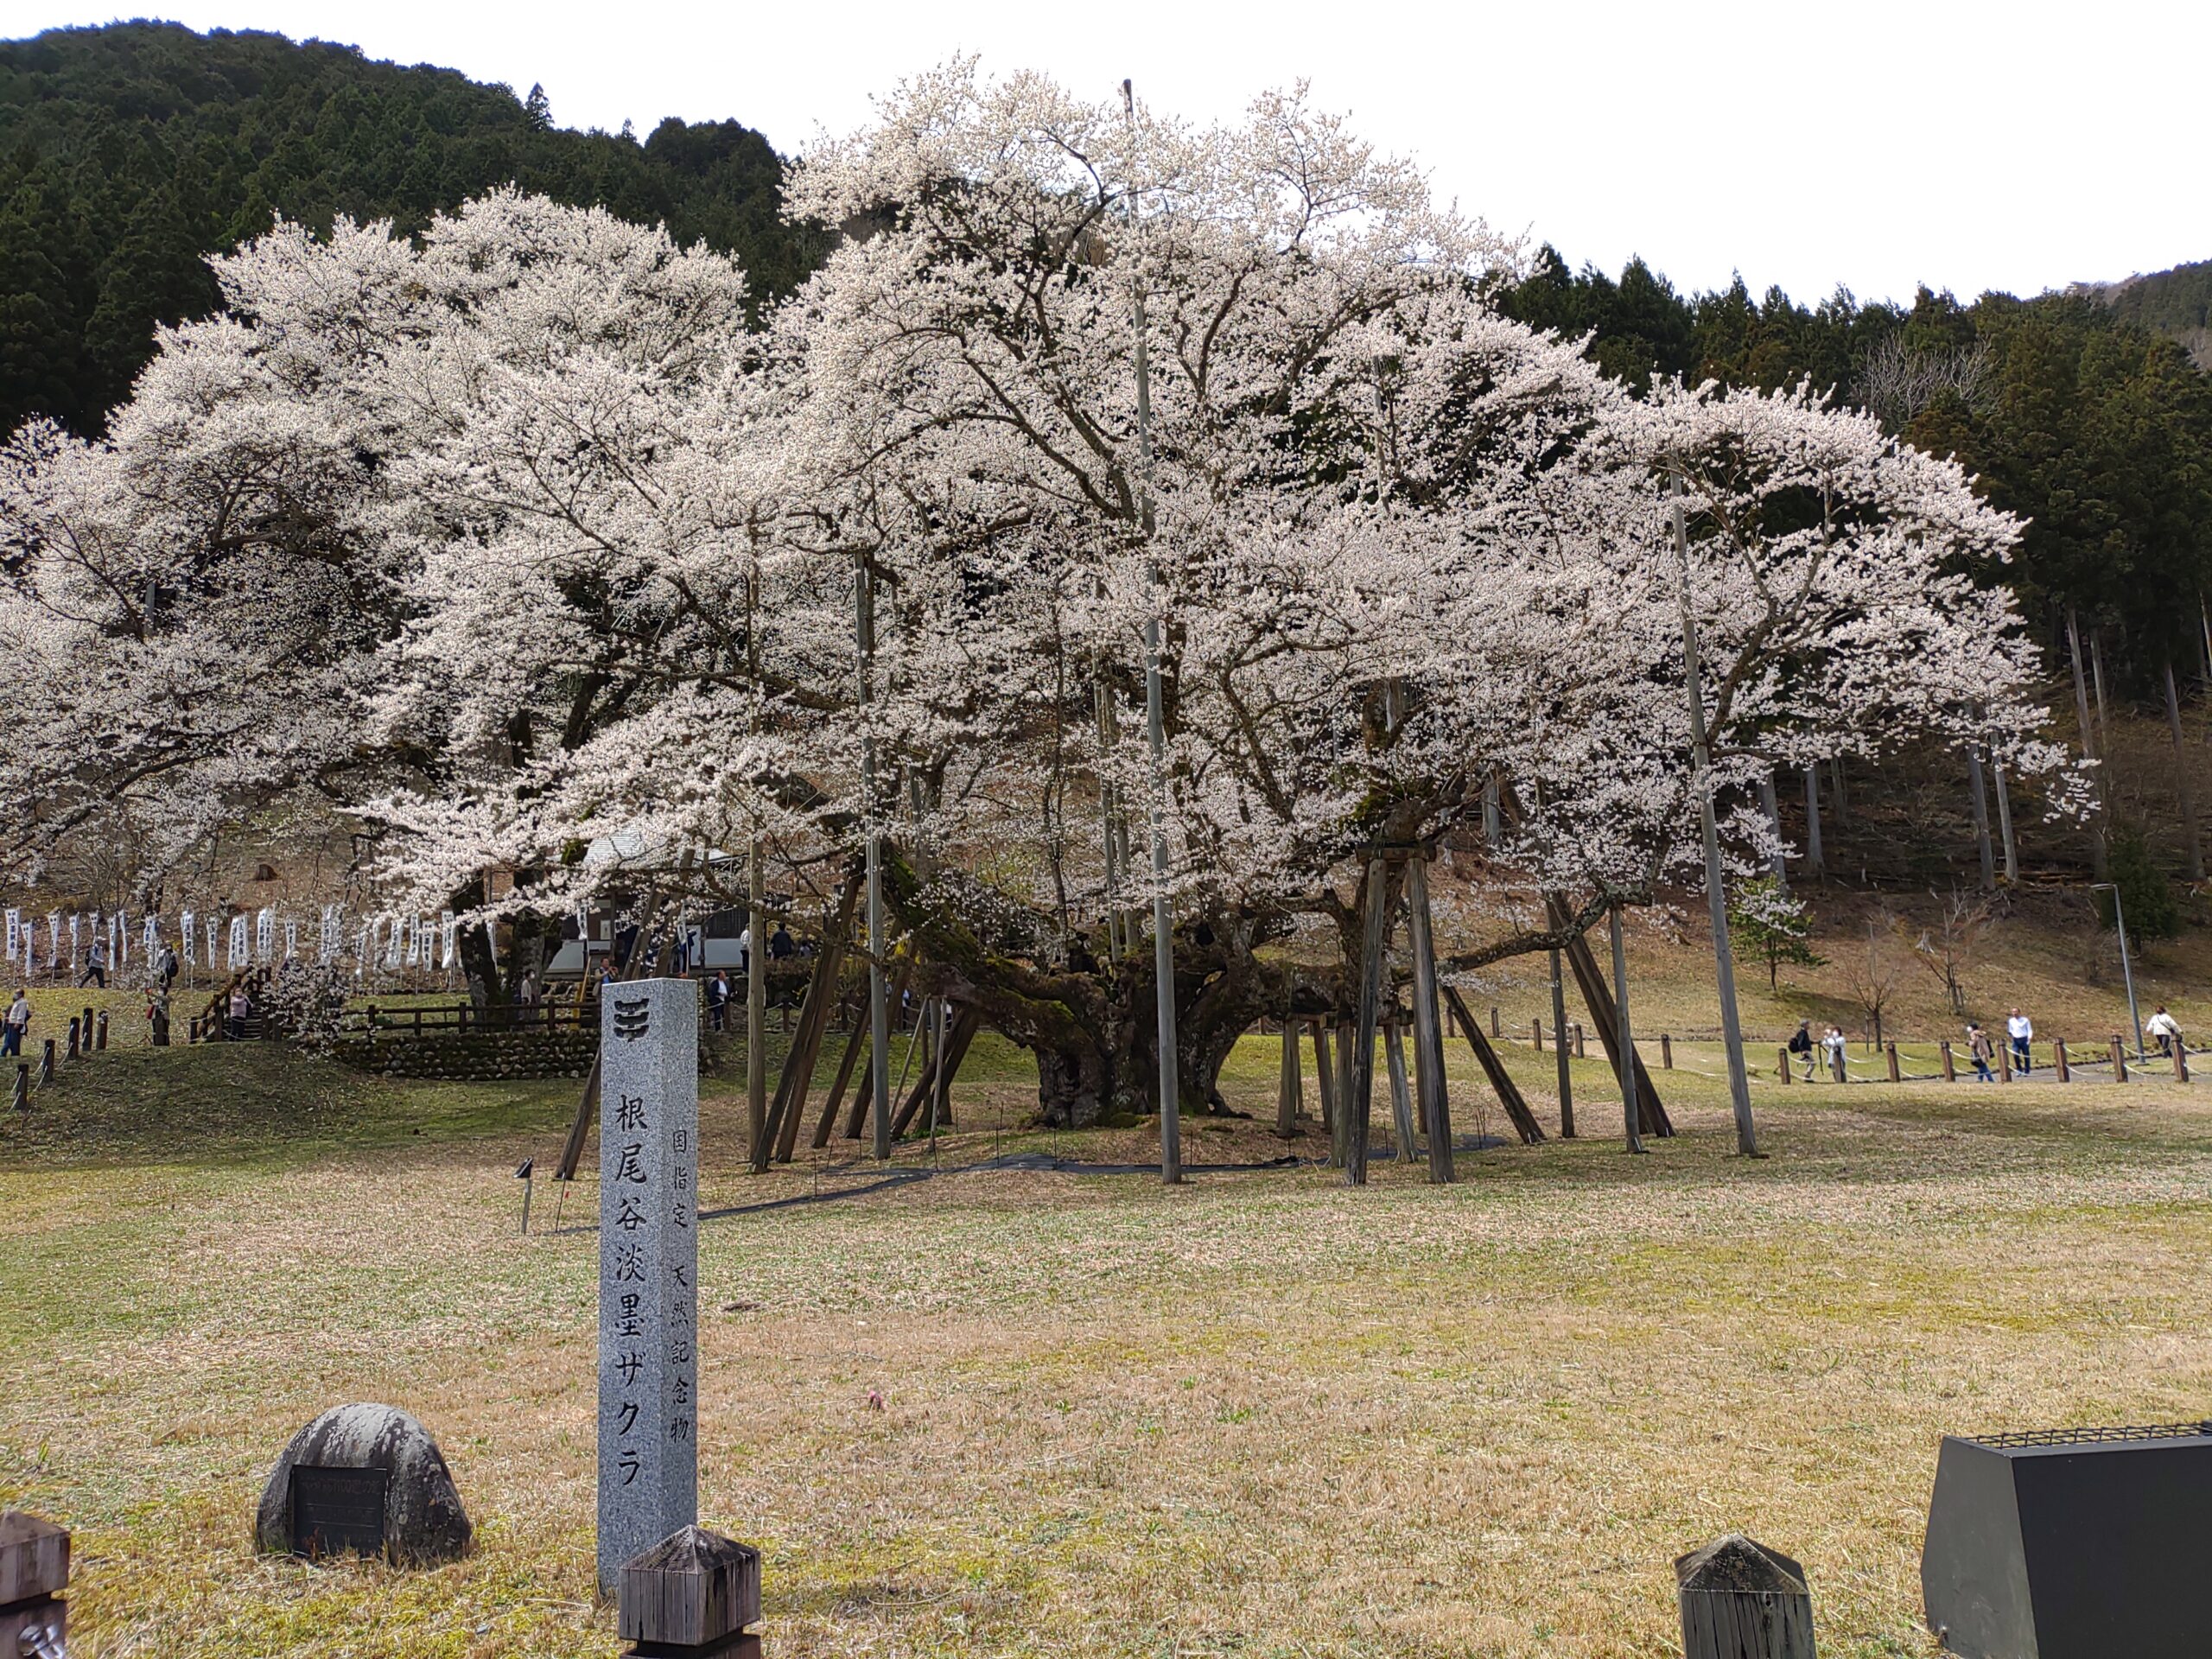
[181,909,196,965]
[440,912,457,969]
[228,914,249,969]
[320,905,340,963]
[255,906,275,963]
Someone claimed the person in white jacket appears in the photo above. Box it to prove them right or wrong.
[2005,1007,2033,1075]
[2145,1005,2183,1058]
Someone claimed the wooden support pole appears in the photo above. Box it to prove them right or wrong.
[1659,1033,1672,1070]
[1333,1019,1355,1164]
[2175,1042,2190,1083]
[2111,1037,2128,1083]
[1609,906,1644,1153]
[889,1004,982,1138]
[1886,1043,1901,1083]
[1385,1021,1417,1163]
[1311,1020,1336,1136]
[65,1017,78,1060]
[1997,1039,2011,1084]
[1442,984,1547,1145]
[1548,947,1573,1138]
[746,839,768,1167]
[839,961,913,1140]
[38,1039,54,1085]
[1777,1046,1791,1084]
[2054,1039,2069,1082]
[1940,1040,1955,1082]
[1404,854,1454,1184]
[1547,900,1674,1136]
[1490,1005,1500,1039]
[761,879,861,1167]
[811,1018,868,1149]
[11,1064,26,1112]
[1344,856,1389,1185]
[1276,1019,1301,1139]
[1532,1018,1543,1051]
[1573,1022,1586,1058]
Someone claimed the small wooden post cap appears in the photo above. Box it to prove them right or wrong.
[1675,1532,1807,1594]
[1676,1534,1815,1659]
[619,1525,761,1651]
[0,1511,71,1605]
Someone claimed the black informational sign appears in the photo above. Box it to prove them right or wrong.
[289,1465,388,1560]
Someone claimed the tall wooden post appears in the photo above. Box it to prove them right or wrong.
[1759,772,1788,885]
[745,838,767,1170]
[857,557,891,1162]
[1311,1020,1336,1138]
[1404,854,1454,1184]
[1384,1022,1417,1162]
[1345,856,1387,1185]
[2111,1037,2128,1083]
[1276,1019,1300,1138]
[1940,1040,1955,1081]
[1991,758,2019,885]
[2164,659,2205,880]
[1671,474,1759,1154]
[2054,1039,2069,1082]
[1549,947,1573,1137]
[1886,1043,1901,1083]
[1965,743,1997,893]
[1610,906,1643,1154]
[1802,765,1825,879]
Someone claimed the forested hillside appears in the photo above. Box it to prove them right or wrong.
[1497,251,2212,692]
[0,21,817,435]
[2091,259,2212,369]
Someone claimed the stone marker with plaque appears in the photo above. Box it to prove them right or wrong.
[598,976,702,1595]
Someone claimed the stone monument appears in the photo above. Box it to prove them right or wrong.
[598,976,700,1594]
[254,1402,472,1565]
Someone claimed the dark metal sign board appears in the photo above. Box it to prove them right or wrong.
[1923,1423,2212,1657]
[289,1465,389,1560]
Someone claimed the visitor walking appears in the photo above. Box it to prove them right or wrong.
[1788,1020,1815,1081]
[1967,1022,1996,1082]
[159,943,179,988]
[735,924,751,976]
[2,989,29,1058]
[770,921,795,961]
[227,981,251,1041]
[2146,1005,2182,1058]
[708,969,731,1033]
[2006,1007,2033,1074]
[79,938,106,988]
[1822,1024,1848,1081]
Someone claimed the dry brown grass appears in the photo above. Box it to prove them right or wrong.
[3,1027,2209,1658]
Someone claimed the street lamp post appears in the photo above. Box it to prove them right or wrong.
[2089,882,2145,1059]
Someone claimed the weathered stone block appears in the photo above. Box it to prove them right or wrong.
[255,1403,471,1566]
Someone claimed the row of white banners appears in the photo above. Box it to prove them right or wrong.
[2,906,461,976]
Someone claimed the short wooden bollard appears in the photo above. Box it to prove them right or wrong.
[1677,1533,1815,1659]
[2054,1039,2069,1082]
[1777,1047,1792,1084]
[0,1510,71,1659]
[1660,1033,1673,1069]
[1886,1043,1901,1083]
[1996,1039,2011,1082]
[2111,1038,2127,1083]
[1830,1049,1847,1083]
[1490,1005,1501,1038]
[1572,1022,1586,1059]
[619,1525,761,1657]
[64,1017,78,1060]
[2174,1044,2189,1083]
[1533,1019,1543,1052]
[1939,1041,1955,1082]
[81,1007,93,1045]
[188,1014,201,1044]
[95,1010,109,1051]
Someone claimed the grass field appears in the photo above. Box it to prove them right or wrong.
[4,1008,2209,1659]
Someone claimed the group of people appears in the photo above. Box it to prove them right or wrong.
[703,923,797,1033]
[1786,1021,1853,1080]
[1796,1002,2192,1085]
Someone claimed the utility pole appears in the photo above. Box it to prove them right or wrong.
[1671,473,1760,1155]
[1124,78,1180,1184]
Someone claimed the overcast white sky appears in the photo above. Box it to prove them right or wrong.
[11,0,2208,302]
